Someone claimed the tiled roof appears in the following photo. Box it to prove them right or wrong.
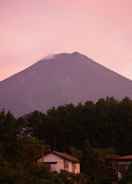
[107,155,132,161]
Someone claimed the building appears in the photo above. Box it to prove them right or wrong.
[38,151,80,174]
[106,155,132,181]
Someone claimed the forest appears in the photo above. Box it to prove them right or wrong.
[1,97,132,184]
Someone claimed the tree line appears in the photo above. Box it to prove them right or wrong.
[1,97,132,183]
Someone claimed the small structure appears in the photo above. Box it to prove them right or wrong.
[38,151,80,174]
[106,155,132,181]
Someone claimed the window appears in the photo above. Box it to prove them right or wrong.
[64,160,69,170]
[72,164,76,173]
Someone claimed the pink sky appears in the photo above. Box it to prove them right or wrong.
[0,0,132,80]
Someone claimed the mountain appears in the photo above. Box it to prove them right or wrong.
[0,52,132,116]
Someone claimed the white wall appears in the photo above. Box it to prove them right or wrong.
[38,153,64,173]
[38,153,80,174]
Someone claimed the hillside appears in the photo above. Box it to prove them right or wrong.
[0,52,132,116]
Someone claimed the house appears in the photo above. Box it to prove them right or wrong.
[106,155,132,181]
[38,151,80,174]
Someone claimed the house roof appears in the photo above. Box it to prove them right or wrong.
[46,151,80,163]
[107,155,132,161]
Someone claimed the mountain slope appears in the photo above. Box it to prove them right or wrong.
[0,52,132,116]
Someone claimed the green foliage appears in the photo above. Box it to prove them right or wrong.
[1,97,132,183]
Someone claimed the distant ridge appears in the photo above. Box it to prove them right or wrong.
[0,52,132,116]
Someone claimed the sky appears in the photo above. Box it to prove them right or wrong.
[0,0,132,80]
